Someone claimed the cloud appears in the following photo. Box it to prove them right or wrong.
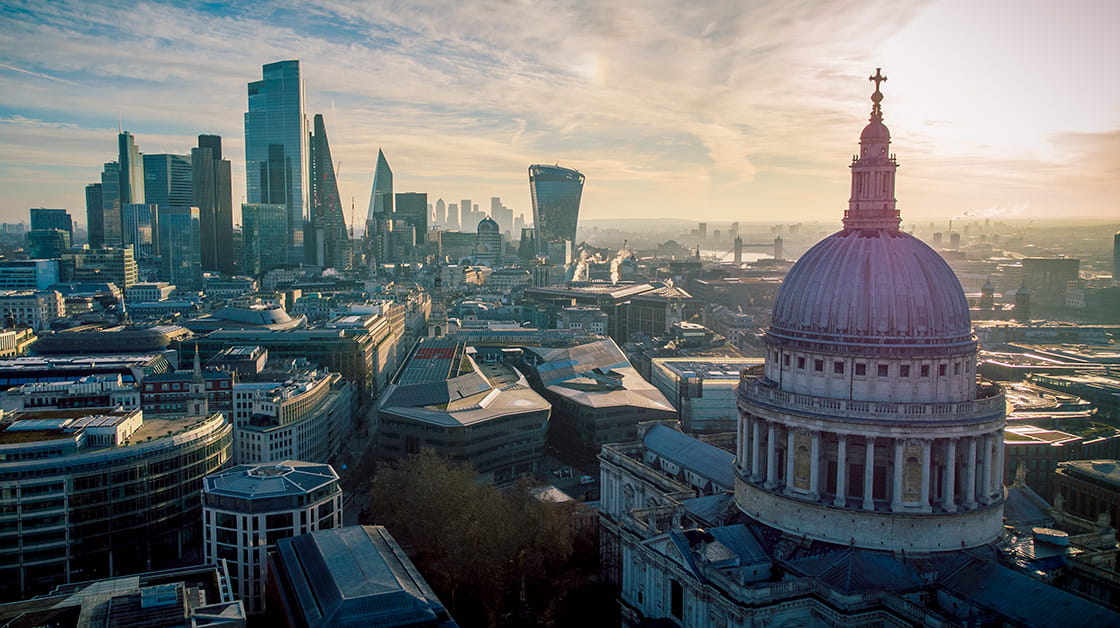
[0,0,1117,225]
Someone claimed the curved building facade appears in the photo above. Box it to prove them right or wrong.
[734,72,1006,552]
[0,409,233,600]
[529,164,585,257]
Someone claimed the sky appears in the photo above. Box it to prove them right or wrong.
[1,0,1118,231]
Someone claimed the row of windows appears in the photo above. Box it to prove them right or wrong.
[782,354,962,378]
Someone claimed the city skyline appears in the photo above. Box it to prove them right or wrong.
[1,0,1119,227]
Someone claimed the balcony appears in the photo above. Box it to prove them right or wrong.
[738,376,1005,424]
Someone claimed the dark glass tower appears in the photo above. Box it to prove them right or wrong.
[143,154,193,207]
[117,131,145,205]
[245,60,309,265]
[193,135,235,273]
[89,162,123,247]
[528,164,584,257]
[29,209,73,236]
[308,114,351,269]
[394,192,428,245]
[241,203,289,275]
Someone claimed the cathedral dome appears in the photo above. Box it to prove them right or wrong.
[768,228,973,351]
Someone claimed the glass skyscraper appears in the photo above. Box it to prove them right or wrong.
[245,60,309,265]
[89,161,123,247]
[193,135,234,274]
[122,203,158,259]
[29,209,73,236]
[118,131,145,205]
[309,114,350,269]
[157,206,201,290]
[241,203,289,275]
[528,164,585,256]
[142,153,193,208]
[363,149,393,265]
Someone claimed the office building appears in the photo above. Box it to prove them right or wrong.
[308,114,350,269]
[29,208,72,237]
[158,206,202,290]
[394,191,428,246]
[202,460,342,613]
[528,164,584,256]
[0,407,232,600]
[0,563,245,626]
[649,358,763,433]
[242,203,289,275]
[434,197,446,226]
[245,60,309,265]
[378,337,551,480]
[26,229,70,259]
[88,162,122,247]
[121,202,158,258]
[0,290,64,330]
[364,148,393,265]
[0,260,60,290]
[142,153,192,207]
[61,246,139,289]
[117,131,145,206]
[83,183,102,246]
[193,134,235,274]
[267,526,456,628]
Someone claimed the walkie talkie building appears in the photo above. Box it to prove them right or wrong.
[528,164,584,257]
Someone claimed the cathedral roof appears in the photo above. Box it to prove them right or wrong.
[768,228,974,351]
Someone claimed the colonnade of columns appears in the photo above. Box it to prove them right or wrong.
[736,413,1004,512]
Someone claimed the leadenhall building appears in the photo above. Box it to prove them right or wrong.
[598,71,1120,626]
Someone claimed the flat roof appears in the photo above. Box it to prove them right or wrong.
[203,460,338,499]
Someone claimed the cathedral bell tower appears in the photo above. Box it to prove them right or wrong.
[844,68,901,232]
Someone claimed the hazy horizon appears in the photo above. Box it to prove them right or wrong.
[2,0,1118,228]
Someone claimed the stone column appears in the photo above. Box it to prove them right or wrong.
[738,415,748,470]
[964,436,977,509]
[993,429,1005,500]
[834,433,848,507]
[785,427,796,494]
[981,434,993,504]
[863,437,876,511]
[809,430,821,499]
[751,418,762,481]
[919,439,932,511]
[765,422,778,489]
[943,438,957,512]
[891,438,905,511]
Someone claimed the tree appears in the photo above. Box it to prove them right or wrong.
[367,451,605,626]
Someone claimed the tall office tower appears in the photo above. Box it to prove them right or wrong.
[394,192,428,246]
[733,236,743,264]
[117,131,145,205]
[460,199,472,230]
[245,60,309,265]
[773,235,783,261]
[364,149,393,265]
[193,135,235,274]
[698,222,707,240]
[435,198,446,226]
[122,203,158,258]
[241,203,289,275]
[29,209,73,237]
[89,162,123,247]
[83,184,102,246]
[528,164,585,256]
[158,206,202,290]
[308,114,351,269]
[142,153,193,208]
[27,229,70,259]
[447,203,459,231]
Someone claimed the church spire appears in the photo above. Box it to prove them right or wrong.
[187,344,208,417]
[843,68,901,231]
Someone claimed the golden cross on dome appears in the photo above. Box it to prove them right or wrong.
[869,68,887,92]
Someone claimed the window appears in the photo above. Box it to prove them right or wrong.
[920,365,930,377]
[855,363,866,376]
[877,364,888,377]
[900,365,910,377]
[783,354,790,367]
[939,364,947,377]
[834,361,844,375]
[814,359,824,372]
[797,357,805,369]
[671,580,683,620]
[954,362,961,375]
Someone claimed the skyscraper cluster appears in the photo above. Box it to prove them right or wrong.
[83,131,233,287]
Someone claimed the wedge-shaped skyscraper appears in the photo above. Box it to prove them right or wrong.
[528,164,584,257]
[309,114,351,269]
